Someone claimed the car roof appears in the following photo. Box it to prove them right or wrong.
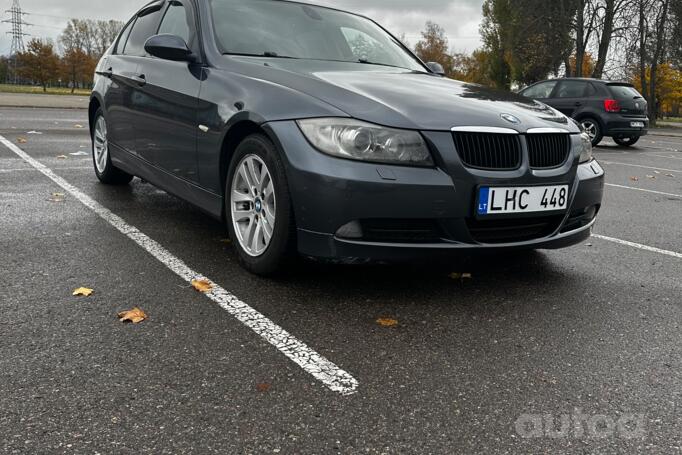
[538,78,632,85]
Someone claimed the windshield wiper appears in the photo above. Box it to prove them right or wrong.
[356,58,426,73]
[224,52,299,59]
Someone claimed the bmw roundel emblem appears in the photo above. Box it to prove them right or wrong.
[501,113,521,124]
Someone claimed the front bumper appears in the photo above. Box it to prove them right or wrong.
[265,121,605,262]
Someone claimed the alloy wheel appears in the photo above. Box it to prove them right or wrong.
[230,154,276,257]
[580,120,598,140]
[93,115,109,173]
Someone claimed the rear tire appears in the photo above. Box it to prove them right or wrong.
[91,108,133,185]
[579,117,603,147]
[613,135,640,147]
[225,133,296,276]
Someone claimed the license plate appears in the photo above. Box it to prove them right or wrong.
[630,121,645,128]
[477,185,569,215]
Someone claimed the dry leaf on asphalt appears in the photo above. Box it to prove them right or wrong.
[665,174,675,178]
[56,155,68,160]
[48,192,65,202]
[449,272,473,280]
[191,278,213,293]
[646,175,656,179]
[72,287,94,297]
[256,382,271,392]
[376,318,399,327]
[118,307,147,324]
[17,137,27,144]
[74,124,84,129]
[629,176,639,181]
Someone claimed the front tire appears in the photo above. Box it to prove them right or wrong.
[225,134,296,276]
[91,108,133,185]
[613,135,640,147]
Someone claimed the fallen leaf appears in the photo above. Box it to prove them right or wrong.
[449,272,473,280]
[191,278,213,293]
[646,175,656,179]
[73,287,93,297]
[256,382,271,392]
[74,124,84,129]
[48,192,65,202]
[629,176,639,182]
[654,171,661,174]
[665,173,675,178]
[376,318,399,327]
[17,137,27,144]
[117,307,147,324]
[56,155,68,159]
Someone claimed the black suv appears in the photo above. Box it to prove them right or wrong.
[519,78,648,147]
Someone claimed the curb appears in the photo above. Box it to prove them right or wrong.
[649,130,682,138]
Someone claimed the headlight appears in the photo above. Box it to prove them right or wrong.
[579,131,593,163]
[297,118,434,167]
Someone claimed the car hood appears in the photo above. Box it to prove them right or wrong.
[226,57,579,133]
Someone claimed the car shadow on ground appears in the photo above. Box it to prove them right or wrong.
[93,179,586,307]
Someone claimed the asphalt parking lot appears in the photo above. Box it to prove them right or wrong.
[1,107,681,454]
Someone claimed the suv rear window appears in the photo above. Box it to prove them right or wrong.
[608,84,642,100]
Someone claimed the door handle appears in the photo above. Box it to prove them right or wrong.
[96,67,113,78]
[132,74,146,87]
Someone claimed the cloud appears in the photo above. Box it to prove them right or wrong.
[1,0,483,55]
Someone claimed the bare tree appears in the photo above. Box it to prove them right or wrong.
[648,0,671,124]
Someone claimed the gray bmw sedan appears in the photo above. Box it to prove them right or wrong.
[89,0,604,275]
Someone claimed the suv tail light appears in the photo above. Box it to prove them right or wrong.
[604,99,621,112]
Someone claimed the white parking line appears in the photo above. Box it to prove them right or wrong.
[600,160,681,174]
[0,166,91,173]
[0,135,359,396]
[593,234,682,259]
[606,183,682,199]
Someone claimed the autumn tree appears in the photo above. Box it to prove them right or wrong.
[0,56,9,83]
[16,39,60,92]
[480,0,575,88]
[59,18,122,91]
[568,52,596,77]
[414,22,455,77]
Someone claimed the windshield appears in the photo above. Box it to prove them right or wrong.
[209,0,426,72]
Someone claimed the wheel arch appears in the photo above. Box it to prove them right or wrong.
[88,95,104,135]
[574,112,604,130]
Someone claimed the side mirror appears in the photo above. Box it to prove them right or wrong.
[426,62,446,76]
[145,34,195,62]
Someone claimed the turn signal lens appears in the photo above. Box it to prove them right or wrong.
[604,99,620,112]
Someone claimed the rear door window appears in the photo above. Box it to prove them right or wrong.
[555,81,588,98]
[124,5,164,56]
[522,81,557,99]
[115,19,136,55]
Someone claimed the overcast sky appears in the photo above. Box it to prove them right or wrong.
[0,0,484,55]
